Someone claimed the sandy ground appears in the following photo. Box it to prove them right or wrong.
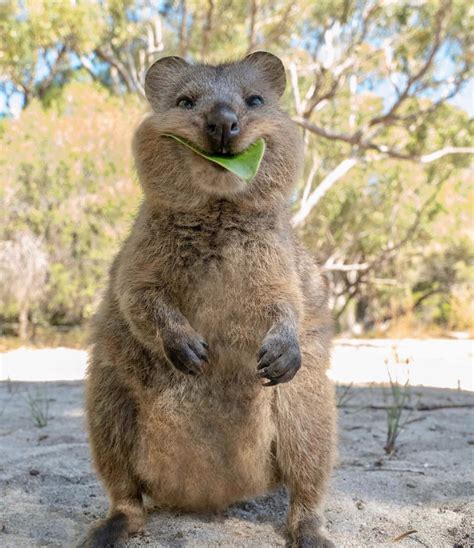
[0,341,473,547]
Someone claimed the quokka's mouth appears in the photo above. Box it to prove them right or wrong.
[163,134,266,183]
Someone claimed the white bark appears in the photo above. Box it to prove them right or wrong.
[420,146,474,163]
[323,262,370,272]
[291,146,474,228]
[291,158,359,227]
[288,62,302,116]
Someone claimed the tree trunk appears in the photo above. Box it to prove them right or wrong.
[18,304,29,340]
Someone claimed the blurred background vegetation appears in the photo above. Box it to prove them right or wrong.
[0,0,473,345]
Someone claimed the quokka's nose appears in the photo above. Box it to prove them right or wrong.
[206,106,240,153]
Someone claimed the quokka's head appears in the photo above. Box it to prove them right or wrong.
[134,52,303,204]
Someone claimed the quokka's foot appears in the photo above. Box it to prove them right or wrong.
[77,511,130,548]
[290,514,335,548]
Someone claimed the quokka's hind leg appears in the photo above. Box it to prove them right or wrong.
[273,351,337,548]
[80,360,146,547]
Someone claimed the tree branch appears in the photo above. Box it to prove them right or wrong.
[294,116,361,145]
[323,262,370,272]
[95,47,134,93]
[124,47,145,96]
[291,157,359,227]
[179,0,188,57]
[419,146,474,163]
[78,54,97,81]
[368,1,449,128]
[201,0,214,57]
[300,156,320,205]
[367,143,474,163]
[37,45,67,99]
[296,113,474,162]
[289,62,302,116]
[291,142,472,228]
[247,0,258,53]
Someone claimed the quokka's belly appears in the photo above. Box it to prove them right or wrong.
[135,379,277,511]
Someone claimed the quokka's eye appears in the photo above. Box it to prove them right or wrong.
[177,96,194,109]
[246,94,264,108]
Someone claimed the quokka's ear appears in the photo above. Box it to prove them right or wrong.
[144,56,189,111]
[244,51,286,98]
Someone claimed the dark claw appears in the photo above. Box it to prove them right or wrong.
[163,329,209,375]
[262,379,278,387]
[257,332,301,386]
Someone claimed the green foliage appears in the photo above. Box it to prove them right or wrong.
[299,99,473,332]
[23,386,50,428]
[1,83,142,325]
[384,374,411,455]
[0,0,104,105]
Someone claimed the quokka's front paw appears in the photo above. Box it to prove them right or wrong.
[162,326,209,375]
[257,330,301,386]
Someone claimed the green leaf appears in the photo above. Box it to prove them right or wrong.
[163,134,266,183]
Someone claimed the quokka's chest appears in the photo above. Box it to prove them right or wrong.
[166,213,283,291]
[176,236,273,340]
[168,214,266,268]
[162,219,289,348]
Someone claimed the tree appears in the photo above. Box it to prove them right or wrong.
[0,232,48,338]
[287,0,473,230]
[1,82,142,328]
[0,1,104,109]
[1,0,473,335]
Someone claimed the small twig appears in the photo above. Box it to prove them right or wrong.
[339,403,474,411]
[364,467,426,474]
[415,403,474,411]
[392,529,418,542]
[404,416,426,425]
[336,382,354,407]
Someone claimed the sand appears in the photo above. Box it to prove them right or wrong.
[0,340,473,547]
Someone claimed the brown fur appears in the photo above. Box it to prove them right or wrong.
[82,52,337,547]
